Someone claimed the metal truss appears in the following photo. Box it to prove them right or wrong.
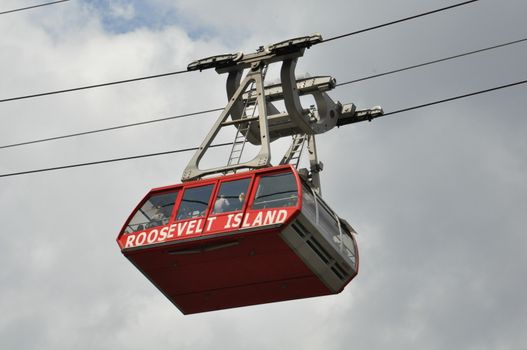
[182,34,383,194]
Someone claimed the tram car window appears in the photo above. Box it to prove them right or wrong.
[252,172,298,209]
[125,190,179,233]
[176,184,214,220]
[213,178,251,214]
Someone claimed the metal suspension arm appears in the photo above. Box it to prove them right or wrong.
[182,34,384,184]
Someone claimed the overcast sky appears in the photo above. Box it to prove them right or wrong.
[1,0,526,349]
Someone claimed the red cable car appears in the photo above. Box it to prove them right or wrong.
[117,35,382,314]
[117,165,358,314]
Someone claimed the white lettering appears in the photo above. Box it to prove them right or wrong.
[253,211,263,227]
[242,213,252,228]
[159,226,169,241]
[264,210,277,225]
[225,214,234,229]
[196,219,204,233]
[123,209,292,249]
[167,224,176,239]
[277,209,288,223]
[232,213,242,227]
[136,232,147,245]
[206,217,217,230]
[177,222,188,236]
[124,234,136,248]
[187,220,196,235]
[147,229,159,243]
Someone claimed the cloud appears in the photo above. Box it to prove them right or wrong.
[109,0,135,21]
[1,1,527,349]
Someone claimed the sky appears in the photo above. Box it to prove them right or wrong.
[1,0,526,349]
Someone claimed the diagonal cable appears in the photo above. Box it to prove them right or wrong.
[336,37,527,86]
[0,108,223,149]
[382,79,527,117]
[0,0,70,15]
[0,0,480,104]
[0,69,189,103]
[2,36,526,150]
[320,0,480,43]
[1,78,526,178]
[0,143,231,178]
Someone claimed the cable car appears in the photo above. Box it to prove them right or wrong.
[117,34,382,314]
[117,165,358,314]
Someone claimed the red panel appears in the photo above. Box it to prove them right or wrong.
[174,275,331,314]
[124,227,333,313]
[145,236,310,295]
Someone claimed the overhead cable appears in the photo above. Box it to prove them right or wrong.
[0,142,231,179]
[0,108,223,149]
[0,0,480,103]
[0,0,70,15]
[2,78,526,179]
[336,37,527,86]
[2,36,525,150]
[382,79,527,117]
[0,69,189,103]
[320,0,480,43]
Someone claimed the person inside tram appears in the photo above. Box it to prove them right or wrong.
[151,205,166,227]
[238,192,245,205]
[214,194,230,213]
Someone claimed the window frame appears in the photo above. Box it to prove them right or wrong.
[174,181,217,222]
[210,175,255,216]
[122,187,181,235]
[248,169,301,210]
[118,165,303,243]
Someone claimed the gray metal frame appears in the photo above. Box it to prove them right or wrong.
[182,34,384,194]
